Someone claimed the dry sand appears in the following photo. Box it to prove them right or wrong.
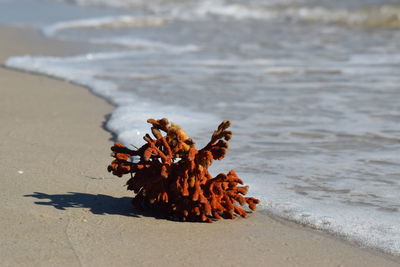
[0,25,399,267]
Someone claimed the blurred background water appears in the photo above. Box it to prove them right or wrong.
[2,0,400,255]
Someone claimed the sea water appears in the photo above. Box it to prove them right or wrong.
[2,0,400,255]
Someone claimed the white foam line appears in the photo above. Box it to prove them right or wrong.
[42,15,170,37]
[5,55,219,147]
[40,3,278,39]
[89,37,200,53]
[190,1,277,20]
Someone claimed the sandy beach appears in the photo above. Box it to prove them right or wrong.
[1,25,399,266]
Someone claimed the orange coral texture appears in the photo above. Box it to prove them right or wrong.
[108,118,259,222]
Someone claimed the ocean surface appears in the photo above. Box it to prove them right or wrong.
[2,0,400,255]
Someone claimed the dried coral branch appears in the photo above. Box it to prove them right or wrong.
[108,118,260,222]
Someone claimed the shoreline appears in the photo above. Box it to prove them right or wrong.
[1,25,399,266]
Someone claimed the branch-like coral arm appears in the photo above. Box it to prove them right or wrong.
[107,118,260,222]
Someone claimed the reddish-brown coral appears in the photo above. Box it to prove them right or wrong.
[108,118,259,222]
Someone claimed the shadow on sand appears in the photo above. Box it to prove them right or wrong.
[24,192,162,218]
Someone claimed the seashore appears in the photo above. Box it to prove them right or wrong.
[0,25,399,266]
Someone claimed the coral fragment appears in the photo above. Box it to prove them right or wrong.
[108,118,260,222]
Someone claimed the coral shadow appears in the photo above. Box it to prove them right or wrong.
[24,192,159,218]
